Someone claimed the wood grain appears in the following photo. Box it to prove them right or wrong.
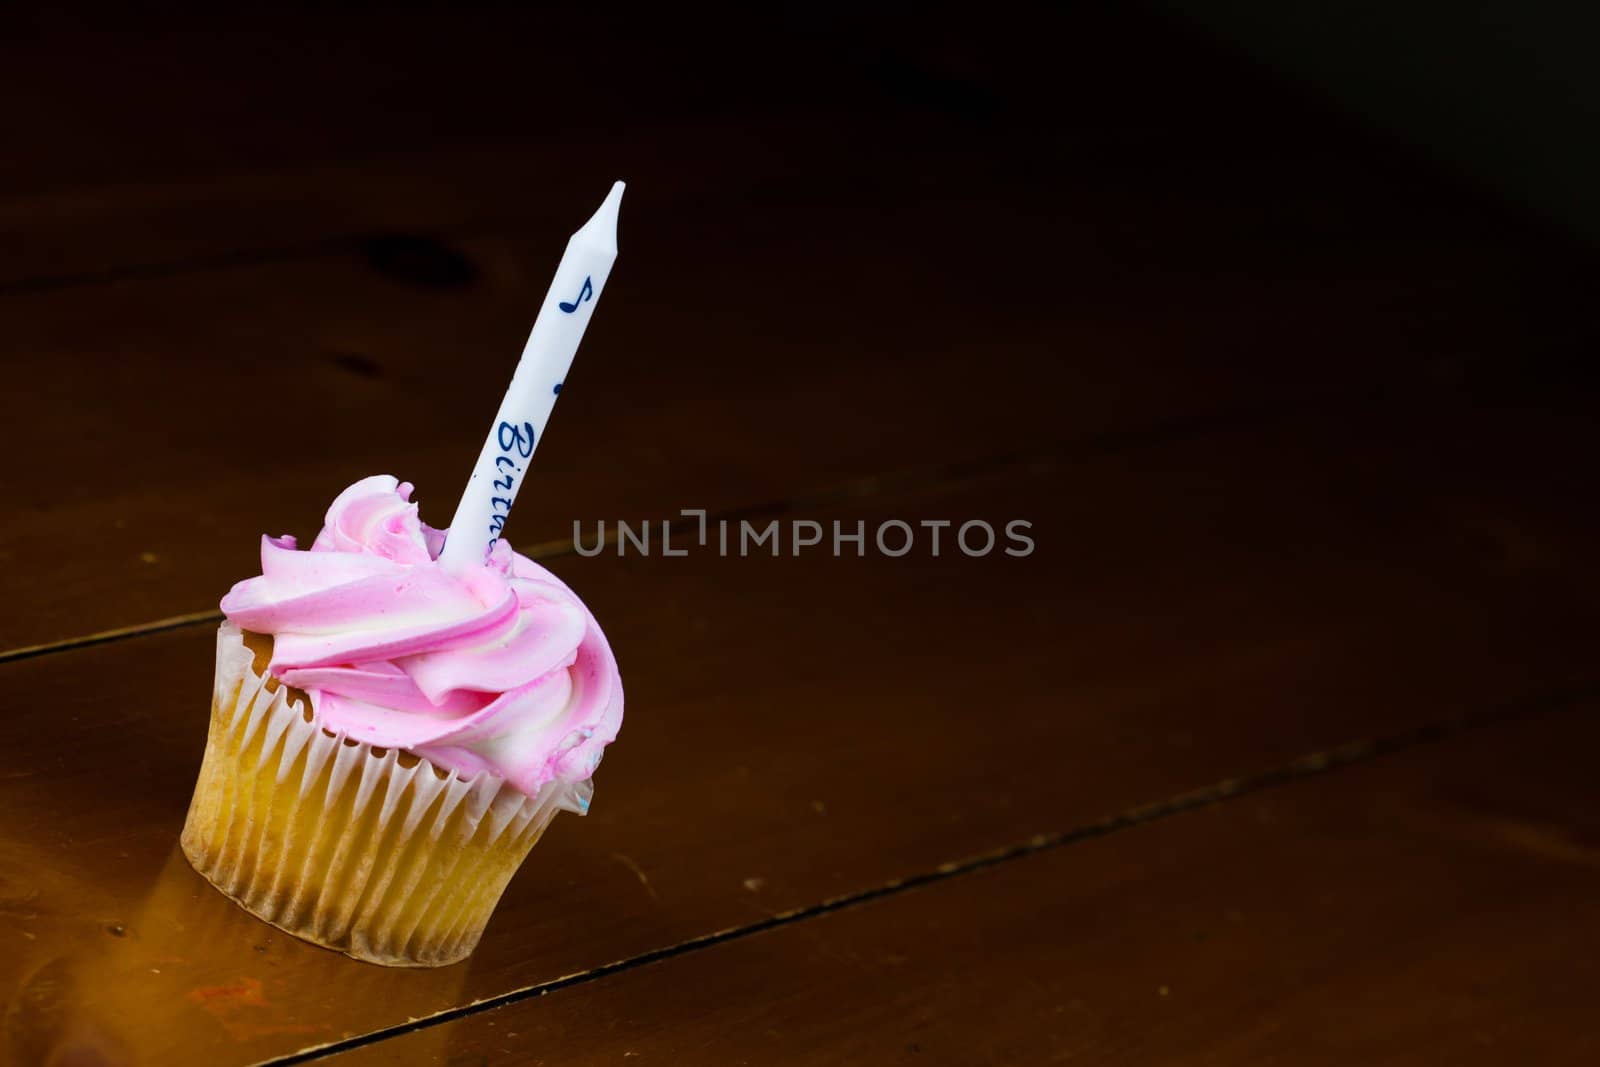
[0,128,1571,655]
[0,5,1530,288]
[2,408,1596,1064]
[329,703,1600,1066]
[1,6,1588,657]
[0,118,832,293]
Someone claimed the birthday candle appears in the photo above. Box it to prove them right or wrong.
[439,181,624,572]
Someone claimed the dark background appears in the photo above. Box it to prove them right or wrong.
[5,2,1597,392]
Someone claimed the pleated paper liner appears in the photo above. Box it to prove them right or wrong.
[181,624,591,967]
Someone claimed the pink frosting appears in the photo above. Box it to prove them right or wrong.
[220,476,623,795]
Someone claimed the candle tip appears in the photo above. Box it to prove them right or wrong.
[576,181,624,251]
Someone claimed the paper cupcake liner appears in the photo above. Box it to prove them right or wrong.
[181,623,590,967]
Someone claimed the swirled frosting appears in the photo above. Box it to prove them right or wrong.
[219,476,622,795]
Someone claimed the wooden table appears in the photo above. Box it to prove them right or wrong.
[4,8,1599,1064]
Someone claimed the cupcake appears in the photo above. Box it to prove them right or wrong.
[180,475,623,967]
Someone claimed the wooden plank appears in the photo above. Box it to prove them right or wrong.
[2,414,1597,1064]
[0,8,1047,280]
[0,120,1571,657]
[0,5,1528,288]
[0,208,1343,648]
[0,201,1115,652]
[0,118,831,293]
[1,12,1578,653]
[328,704,1600,1066]
[0,8,916,203]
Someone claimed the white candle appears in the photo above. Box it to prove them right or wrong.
[439,180,624,572]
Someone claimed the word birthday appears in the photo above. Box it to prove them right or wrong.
[487,419,537,542]
[572,511,1035,558]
